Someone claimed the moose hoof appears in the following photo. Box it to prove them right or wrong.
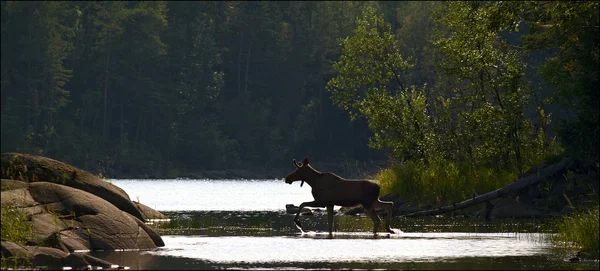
[294,220,303,231]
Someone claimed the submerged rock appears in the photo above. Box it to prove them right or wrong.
[285,204,313,215]
[343,205,364,216]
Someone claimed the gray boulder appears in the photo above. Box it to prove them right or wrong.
[1,180,164,252]
[1,178,29,191]
[134,200,169,220]
[1,152,145,221]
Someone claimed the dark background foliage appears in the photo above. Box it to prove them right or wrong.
[1,1,597,177]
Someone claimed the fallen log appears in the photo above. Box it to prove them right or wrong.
[404,157,575,217]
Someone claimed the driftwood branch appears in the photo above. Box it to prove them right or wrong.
[404,157,575,217]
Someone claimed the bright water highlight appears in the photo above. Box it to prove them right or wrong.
[111,179,314,211]
[153,232,549,263]
[97,179,598,270]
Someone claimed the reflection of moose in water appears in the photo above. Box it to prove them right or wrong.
[284,156,395,235]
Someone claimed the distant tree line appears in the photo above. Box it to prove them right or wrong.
[1,1,597,177]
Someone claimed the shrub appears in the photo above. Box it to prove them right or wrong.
[555,206,599,258]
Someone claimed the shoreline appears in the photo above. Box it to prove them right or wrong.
[92,163,388,180]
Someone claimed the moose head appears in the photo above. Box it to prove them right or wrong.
[284,156,311,187]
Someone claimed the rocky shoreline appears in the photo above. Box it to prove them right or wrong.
[1,152,168,270]
[3,152,597,269]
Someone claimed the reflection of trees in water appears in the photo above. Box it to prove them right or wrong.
[90,251,156,270]
[152,211,284,236]
[91,249,588,270]
[148,210,551,237]
[87,211,591,270]
[336,215,376,232]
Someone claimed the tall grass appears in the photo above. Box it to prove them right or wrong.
[1,203,33,244]
[555,206,599,258]
[1,202,34,269]
[376,159,516,205]
[376,139,565,205]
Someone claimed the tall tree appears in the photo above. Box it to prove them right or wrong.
[327,5,426,162]
[433,1,542,175]
[1,1,77,155]
[163,1,235,169]
[92,1,127,142]
[523,1,599,160]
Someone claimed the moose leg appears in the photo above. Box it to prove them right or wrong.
[327,205,334,235]
[363,206,381,234]
[373,200,395,233]
[293,201,324,231]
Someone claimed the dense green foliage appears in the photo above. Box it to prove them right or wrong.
[555,206,599,257]
[523,1,600,161]
[1,1,381,175]
[1,1,597,181]
[326,1,596,204]
[327,5,420,161]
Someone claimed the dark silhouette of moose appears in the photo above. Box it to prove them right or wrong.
[284,156,395,235]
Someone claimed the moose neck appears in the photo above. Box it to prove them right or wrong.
[301,165,322,187]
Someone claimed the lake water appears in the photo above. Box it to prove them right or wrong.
[112,178,315,211]
[87,179,598,270]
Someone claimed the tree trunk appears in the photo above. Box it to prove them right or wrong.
[244,38,252,93]
[514,127,523,177]
[135,108,143,145]
[79,106,85,136]
[478,41,485,107]
[25,6,33,134]
[120,100,124,143]
[237,32,243,93]
[404,157,575,217]
[103,33,111,141]
[43,70,48,128]
[33,85,38,136]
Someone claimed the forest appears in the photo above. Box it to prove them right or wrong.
[1,1,598,179]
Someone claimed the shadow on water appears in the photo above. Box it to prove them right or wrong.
[86,210,599,270]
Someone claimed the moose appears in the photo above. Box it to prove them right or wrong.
[284,156,395,235]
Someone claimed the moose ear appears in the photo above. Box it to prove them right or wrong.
[293,159,299,168]
[303,156,309,166]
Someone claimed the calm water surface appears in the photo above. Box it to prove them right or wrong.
[112,178,315,211]
[89,179,598,270]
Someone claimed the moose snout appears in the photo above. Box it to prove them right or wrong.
[285,177,293,184]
